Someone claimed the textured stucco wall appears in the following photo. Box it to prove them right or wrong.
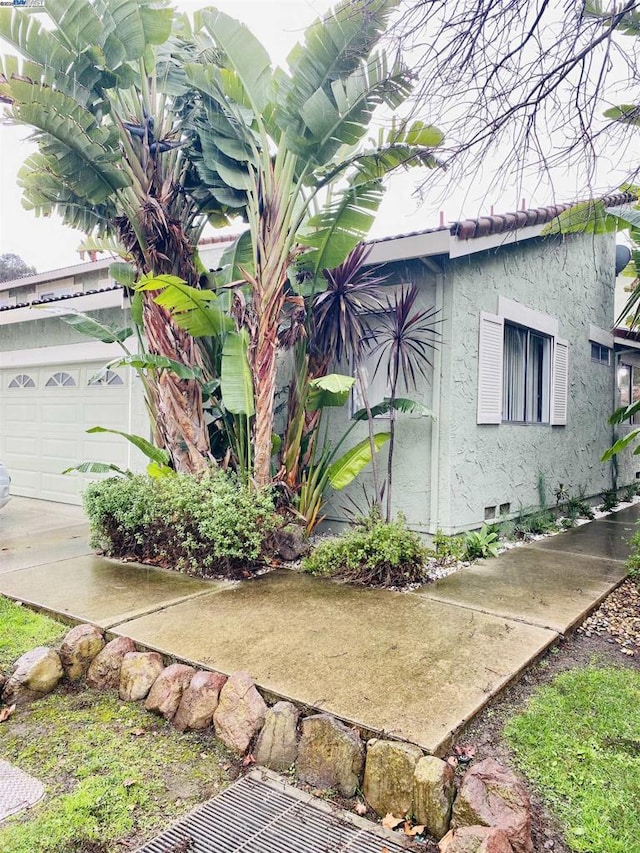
[437,232,617,533]
[321,260,438,533]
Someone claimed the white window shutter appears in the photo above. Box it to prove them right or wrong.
[551,338,569,425]
[477,312,504,424]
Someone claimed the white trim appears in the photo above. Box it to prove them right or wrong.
[0,289,124,325]
[614,334,640,350]
[0,258,112,292]
[497,296,559,337]
[550,338,569,426]
[589,324,614,348]
[0,339,137,369]
[449,222,548,258]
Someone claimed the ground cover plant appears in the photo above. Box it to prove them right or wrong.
[0,688,232,853]
[0,596,65,672]
[303,510,428,586]
[84,470,279,577]
[504,667,640,853]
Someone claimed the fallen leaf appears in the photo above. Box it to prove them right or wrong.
[242,753,256,767]
[123,778,136,788]
[404,823,426,836]
[130,727,146,737]
[353,801,367,816]
[446,755,459,768]
[382,813,404,830]
[0,704,16,723]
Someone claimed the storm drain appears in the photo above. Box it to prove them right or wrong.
[0,759,45,823]
[135,769,416,853]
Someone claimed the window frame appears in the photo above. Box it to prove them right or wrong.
[502,321,552,424]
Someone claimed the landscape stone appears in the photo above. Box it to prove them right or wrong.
[413,755,456,840]
[119,651,164,702]
[296,714,364,797]
[86,636,136,689]
[271,524,309,561]
[363,739,423,818]
[255,701,299,771]
[451,759,532,853]
[173,670,227,732]
[213,670,267,754]
[3,647,63,705]
[59,623,105,681]
[145,663,195,720]
[439,826,515,853]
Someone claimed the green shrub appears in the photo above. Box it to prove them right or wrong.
[626,528,640,582]
[431,528,466,564]
[566,495,595,520]
[84,470,278,578]
[463,525,500,560]
[600,488,620,512]
[513,508,556,538]
[303,512,428,587]
[623,483,639,502]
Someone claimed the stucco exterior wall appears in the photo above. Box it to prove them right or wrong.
[321,260,438,533]
[437,232,617,533]
[0,308,127,352]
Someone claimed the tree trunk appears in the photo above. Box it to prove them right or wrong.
[143,298,210,473]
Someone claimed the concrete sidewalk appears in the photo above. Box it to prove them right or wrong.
[0,496,635,754]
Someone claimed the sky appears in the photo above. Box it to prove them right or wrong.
[0,0,636,273]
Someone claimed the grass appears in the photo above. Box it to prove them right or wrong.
[0,595,66,673]
[0,688,233,852]
[505,667,640,853]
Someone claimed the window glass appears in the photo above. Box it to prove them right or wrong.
[591,343,610,364]
[503,322,550,423]
[45,371,76,387]
[8,373,35,389]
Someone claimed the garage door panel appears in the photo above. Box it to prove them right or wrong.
[41,402,82,425]
[82,402,129,428]
[41,472,84,497]
[5,469,39,491]
[41,437,80,459]
[5,436,38,456]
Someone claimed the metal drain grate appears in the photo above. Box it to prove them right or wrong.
[135,769,416,853]
[0,759,45,823]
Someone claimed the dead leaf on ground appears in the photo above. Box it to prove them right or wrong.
[404,823,426,836]
[0,704,16,723]
[381,813,404,830]
[242,753,256,767]
[353,801,367,816]
[123,778,136,788]
[446,756,459,768]
[130,727,146,737]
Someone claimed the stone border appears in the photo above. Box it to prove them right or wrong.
[0,623,534,853]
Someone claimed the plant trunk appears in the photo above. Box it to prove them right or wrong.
[356,363,382,513]
[252,311,282,486]
[143,298,210,473]
[386,404,395,523]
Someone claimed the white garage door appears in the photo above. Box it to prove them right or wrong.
[0,361,147,505]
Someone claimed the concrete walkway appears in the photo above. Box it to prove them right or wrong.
[0,496,636,754]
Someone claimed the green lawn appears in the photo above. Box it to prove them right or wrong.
[505,667,640,853]
[0,595,66,673]
[0,689,232,852]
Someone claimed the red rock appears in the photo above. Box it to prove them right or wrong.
[213,671,267,754]
[174,671,227,732]
[451,759,532,853]
[86,636,137,689]
[439,826,514,852]
[144,663,195,720]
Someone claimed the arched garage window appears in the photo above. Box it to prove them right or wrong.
[88,369,124,387]
[8,373,36,389]
[45,372,76,388]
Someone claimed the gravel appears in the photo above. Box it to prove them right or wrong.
[577,578,640,655]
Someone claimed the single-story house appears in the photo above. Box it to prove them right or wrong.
[0,196,635,532]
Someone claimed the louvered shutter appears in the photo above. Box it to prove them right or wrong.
[477,312,504,424]
[551,338,569,425]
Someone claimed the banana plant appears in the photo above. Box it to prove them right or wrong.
[0,0,247,473]
[185,0,444,485]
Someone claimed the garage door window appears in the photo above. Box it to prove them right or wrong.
[88,369,124,387]
[8,373,36,389]
[45,372,76,387]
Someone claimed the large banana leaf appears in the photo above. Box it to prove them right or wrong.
[328,432,390,489]
[34,306,132,345]
[86,426,170,466]
[297,179,384,277]
[354,398,435,419]
[221,330,254,415]
[136,275,234,337]
[105,353,203,381]
[109,262,136,286]
[279,0,399,121]
[216,230,254,285]
[542,200,620,235]
[62,461,130,476]
[307,374,355,411]
[197,8,273,114]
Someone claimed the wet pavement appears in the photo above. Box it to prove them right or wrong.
[0,496,636,754]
